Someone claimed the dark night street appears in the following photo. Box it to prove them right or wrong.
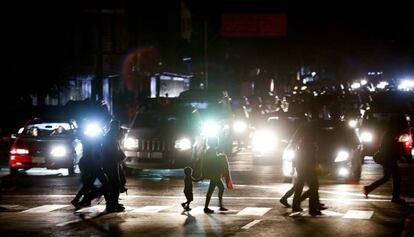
[1,151,413,237]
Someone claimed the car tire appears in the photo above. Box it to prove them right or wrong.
[10,168,18,176]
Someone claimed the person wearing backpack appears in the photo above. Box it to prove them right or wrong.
[363,115,407,205]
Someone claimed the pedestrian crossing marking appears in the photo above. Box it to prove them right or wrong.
[21,205,69,213]
[343,210,374,219]
[131,205,172,213]
[236,207,271,216]
[75,205,106,214]
[241,219,262,229]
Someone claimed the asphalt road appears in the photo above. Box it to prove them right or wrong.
[0,151,414,237]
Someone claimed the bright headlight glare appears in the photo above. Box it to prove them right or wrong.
[348,120,357,128]
[84,123,103,137]
[335,150,350,162]
[175,138,192,151]
[283,160,294,176]
[283,149,295,161]
[252,130,277,153]
[360,131,373,143]
[338,167,350,177]
[51,146,67,157]
[124,137,138,150]
[202,121,220,137]
[233,121,247,133]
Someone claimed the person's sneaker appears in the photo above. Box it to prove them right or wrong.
[185,207,192,211]
[71,199,79,209]
[280,198,291,208]
[318,205,327,210]
[219,207,228,211]
[292,207,303,212]
[78,200,91,207]
[309,210,323,216]
[362,186,369,199]
[204,208,214,214]
[106,204,125,213]
[120,187,128,194]
[181,203,186,209]
[392,197,407,206]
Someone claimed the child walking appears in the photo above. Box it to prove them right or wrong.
[182,167,201,211]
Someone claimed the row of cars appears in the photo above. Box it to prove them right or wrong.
[250,91,414,182]
[6,90,414,181]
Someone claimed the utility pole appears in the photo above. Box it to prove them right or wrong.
[93,6,104,101]
[204,18,208,89]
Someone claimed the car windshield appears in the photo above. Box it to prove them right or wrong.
[23,122,73,137]
[133,105,197,128]
[316,121,359,147]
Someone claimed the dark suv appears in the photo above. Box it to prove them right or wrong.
[122,102,205,170]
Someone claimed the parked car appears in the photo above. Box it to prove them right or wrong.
[282,120,362,182]
[9,118,82,175]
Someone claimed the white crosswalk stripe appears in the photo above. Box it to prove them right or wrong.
[21,205,69,213]
[131,205,172,213]
[236,207,271,216]
[4,203,375,221]
[343,210,374,219]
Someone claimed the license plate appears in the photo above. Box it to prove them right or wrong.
[150,152,163,159]
[32,157,46,163]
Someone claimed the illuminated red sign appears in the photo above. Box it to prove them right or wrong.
[221,13,287,37]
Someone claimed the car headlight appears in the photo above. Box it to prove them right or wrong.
[233,120,247,133]
[175,138,192,151]
[10,148,29,155]
[252,130,277,153]
[84,123,103,137]
[202,121,220,137]
[348,120,357,128]
[335,150,350,162]
[50,146,67,157]
[124,137,138,150]
[283,160,294,176]
[360,131,373,143]
[283,149,295,161]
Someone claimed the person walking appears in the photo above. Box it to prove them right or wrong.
[101,120,126,212]
[290,118,323,216]
[202,137,232,214]
[363,116,407,205]
[181,167,201,211]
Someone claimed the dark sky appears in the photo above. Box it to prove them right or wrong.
[1,0,413,100]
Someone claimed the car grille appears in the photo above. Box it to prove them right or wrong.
[137,140,171,152]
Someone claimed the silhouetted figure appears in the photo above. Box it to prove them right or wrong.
[101,120,126,212]
[181,167,201,211]
[71,125,108,209]
[202,137,232,213]
[290,119,322,216]
[363,116,407,205]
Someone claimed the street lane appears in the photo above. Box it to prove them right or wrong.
[0,151,413,236]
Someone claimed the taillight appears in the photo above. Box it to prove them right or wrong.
[398,134,410,143]
[10,146,29,155]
